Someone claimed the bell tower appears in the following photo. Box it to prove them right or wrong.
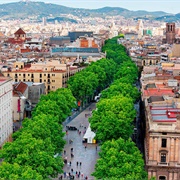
[166,23,175,44]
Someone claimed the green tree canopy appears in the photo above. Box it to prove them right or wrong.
[68,70,98,102]
[92,138,147,180]
[89,95,136,142]
[101,81,140,102]
[0,162,43,180]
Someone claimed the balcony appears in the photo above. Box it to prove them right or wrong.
[158,162,169,166]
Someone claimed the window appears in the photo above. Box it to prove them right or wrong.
[160,153,166,163]
[159,176,166,180]
[162,139,167,148]
[44,80,46,82]
[40,79,42,83]
[40,74,42,78]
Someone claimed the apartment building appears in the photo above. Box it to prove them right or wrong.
[2,60,83,93]
[0,76,13,148]
[141,67,180,180]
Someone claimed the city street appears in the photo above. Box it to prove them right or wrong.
[57,103,99,180]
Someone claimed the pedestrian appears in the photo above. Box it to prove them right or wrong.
[79,131,81,135]
[64,150,66,155]
[76,161,79,166]
[85,145,87,150]
[71,147,73,152]
[76,171,78,175]
[81,172,84,178]
[63,171,66,178]
[71,153,74,158]
[59,175,63,180]
[85,176,88,180]
[66,130,68,135]
[69,172,71,177]
[71,168,73,172]
[96,145,97,151]
[80,162,82,166]
[69,161,71,166]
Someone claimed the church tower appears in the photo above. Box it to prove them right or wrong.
[166,23,175,44]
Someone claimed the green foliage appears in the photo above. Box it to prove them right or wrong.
[119,33,125,38]
[0,87,76,179]
[89,95,136,142]
[0,162,43,180]
[85,63,107,91]
[92,138,147,180]
[101,80,140,102]
[114,60,138,82]
[68,70,98,102]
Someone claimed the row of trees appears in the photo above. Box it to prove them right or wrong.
[0,36,146,179]
[88,37,147,179]
[68,58,117,107]
[0,88,76,179]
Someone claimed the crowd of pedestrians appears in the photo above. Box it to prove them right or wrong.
[57,105,97,180]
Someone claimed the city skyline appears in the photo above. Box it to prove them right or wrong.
[0,0,179,14]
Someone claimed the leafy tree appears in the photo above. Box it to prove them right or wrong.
[0,133,63,178]
[89,95,136,142]
[101,81,140,102]
[0,162,43,180]
[114,60,138,82]
[95,58,117,86]
[68,71,98,103]
[85,63,107,91]
[92,138,147,180]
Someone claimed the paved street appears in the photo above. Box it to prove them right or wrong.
[57,103,99,180]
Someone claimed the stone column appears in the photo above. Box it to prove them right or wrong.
[174,172,178,180]
[170,138,175,162]
[154,137,158,161]
[175,138,179,162]
[169,172,173,180]
[149,137,153,160]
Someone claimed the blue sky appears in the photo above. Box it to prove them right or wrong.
[0,0,179,14]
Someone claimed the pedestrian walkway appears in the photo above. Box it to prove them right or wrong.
[56,103,99,180]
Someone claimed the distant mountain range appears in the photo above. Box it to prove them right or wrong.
[0,1,178,22]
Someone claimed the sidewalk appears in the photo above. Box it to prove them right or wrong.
[57,103,99,180]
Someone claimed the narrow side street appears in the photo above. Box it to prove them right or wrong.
[57,103,99,180]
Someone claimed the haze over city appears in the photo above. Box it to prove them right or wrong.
[0,0,179,14]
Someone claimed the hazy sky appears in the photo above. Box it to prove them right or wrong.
[0,0,179,14]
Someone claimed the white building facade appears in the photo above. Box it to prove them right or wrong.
[0,77,13,148]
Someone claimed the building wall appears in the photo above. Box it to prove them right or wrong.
[4,68,81,93]
[145,106,180,180]
[28,83,45,104]
[0,77,13,148]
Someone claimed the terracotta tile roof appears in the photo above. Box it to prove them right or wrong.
[13,81,28,96]
[14,28,26,35]
[144,88,174,97]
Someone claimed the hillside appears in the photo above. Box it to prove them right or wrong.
[0,1,173,20]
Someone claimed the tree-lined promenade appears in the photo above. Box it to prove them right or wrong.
[0,36,147,179]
